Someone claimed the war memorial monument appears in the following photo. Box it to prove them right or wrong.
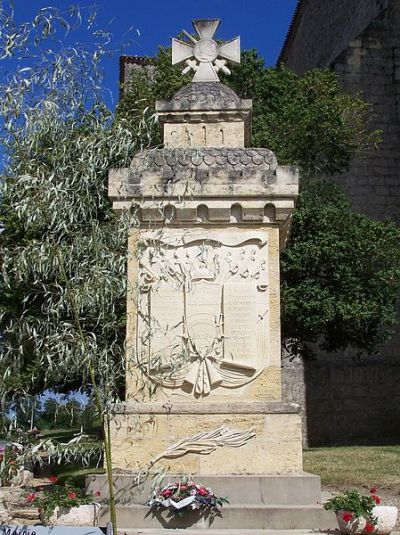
[89,19,335,531]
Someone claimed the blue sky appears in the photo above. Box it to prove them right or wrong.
[12,0,297,109]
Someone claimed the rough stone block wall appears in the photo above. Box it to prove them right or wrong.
[282,355,400,446]
[281,0,391,73]
[333,1,400,221]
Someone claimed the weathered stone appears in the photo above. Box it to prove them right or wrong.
[108,17,305,502]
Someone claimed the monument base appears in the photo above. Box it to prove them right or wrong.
[87,473,336,531]
[88,401,340,529]
[109,401,303,474]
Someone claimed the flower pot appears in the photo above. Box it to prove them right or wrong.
[336,510,368,534]
[336,506,398,535]
[48,503,101,526]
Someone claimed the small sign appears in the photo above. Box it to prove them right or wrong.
[0,526,105,535]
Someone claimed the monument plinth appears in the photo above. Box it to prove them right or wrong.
[93,18,335,531]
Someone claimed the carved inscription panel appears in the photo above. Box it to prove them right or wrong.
[136,229,270,395]
[223,282,257,371]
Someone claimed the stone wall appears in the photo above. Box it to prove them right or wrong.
[333,1,400,221]
[282,354,400,446]
[282,0,400,222]
[280,0,391,73]
[280,0,400,446]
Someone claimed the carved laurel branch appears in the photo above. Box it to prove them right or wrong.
[149,426,256,467]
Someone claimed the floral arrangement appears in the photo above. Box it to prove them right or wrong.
[148,478,229,517]
[324,487,382,532]
[26,482,101,523]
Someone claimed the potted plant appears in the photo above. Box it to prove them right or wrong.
[27,484,101,526]
[148,478,228,528]
[324,487,398,535]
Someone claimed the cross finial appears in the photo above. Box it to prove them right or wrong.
[172,19,240,82]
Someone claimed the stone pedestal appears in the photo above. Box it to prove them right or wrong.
[108,81,300,477]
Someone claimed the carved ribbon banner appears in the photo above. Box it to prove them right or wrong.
[149,426,256,467]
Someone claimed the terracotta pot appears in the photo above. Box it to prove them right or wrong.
[336,506,398,535]
[48,503,101,526]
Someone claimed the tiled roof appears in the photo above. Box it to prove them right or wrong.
[277,0,307,65]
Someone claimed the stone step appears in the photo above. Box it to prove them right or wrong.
[87,473,323,506]
[118,530,332,535]
[100,504,337,530]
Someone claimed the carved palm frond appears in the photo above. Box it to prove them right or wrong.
[150,426,256,466]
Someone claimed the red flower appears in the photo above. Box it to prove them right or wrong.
[26,493,36,503]
[67,492,77,499]
[342,512,353,522]
[372,495,381,504]
[161,489,173,498]
[95,491,101,497]
[369,486,377,494]
[364,522,375,533]
[197,487,208,496]
[49,475,58,483]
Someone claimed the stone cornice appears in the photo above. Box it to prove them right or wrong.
[113,401,300,414]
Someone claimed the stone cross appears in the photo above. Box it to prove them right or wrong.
[172,19,240,82]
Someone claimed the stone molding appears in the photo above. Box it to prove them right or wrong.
[113,401,300,414]
[108,148,299,232]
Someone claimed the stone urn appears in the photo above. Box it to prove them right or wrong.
[47,503,101,526]
[336,506,398,535]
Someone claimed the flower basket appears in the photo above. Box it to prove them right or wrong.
[148,478,228,527]
[47,503,101,526]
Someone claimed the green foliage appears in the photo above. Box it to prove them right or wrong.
[281,179,400,354]
[324,490,377,523]
[224,51,380,175]
[0,4,155,406]
[118,48,379,177]
[35,398,99,430]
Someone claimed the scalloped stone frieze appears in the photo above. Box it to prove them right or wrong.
[130,147,277,173]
